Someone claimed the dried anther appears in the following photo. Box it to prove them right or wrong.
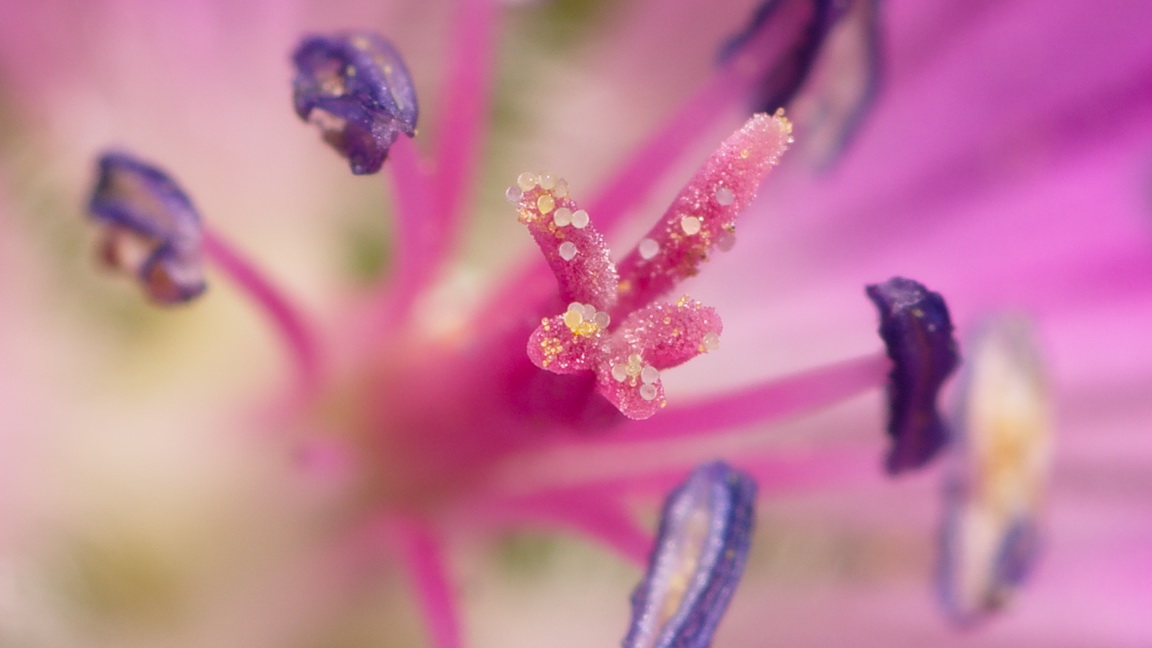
[866,276,959,474]
[87,152,206,305]
[939,315,1052,624]
[292,32,419,175]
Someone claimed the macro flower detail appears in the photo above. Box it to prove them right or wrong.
[939,315,1052,625]
[622,461,756,648]
[292,32,419,175]
[517,112,792,419]
[86,152,207,305]
[3,1,1149,646]
[866,276,959,475]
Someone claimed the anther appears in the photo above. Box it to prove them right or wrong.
[87,152,207,305]
[291,32,419,175]
[622,462,756,648]
[866,276,960,475]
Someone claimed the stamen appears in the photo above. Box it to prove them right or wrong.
[719,0,844,113]
[87,152,323,386]
[615,112,792,315]
[393,519,464,648]
[719,0,881,165]
[622,461,756,648]
[866,277,960,475]
[594,354,890,446]
[87,152,206,305]
[939,315,1052,625]
[292,32,418,175]
[201,233,323,389]
[433,0,496,233]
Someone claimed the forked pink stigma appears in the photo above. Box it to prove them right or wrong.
[511,112,792,419]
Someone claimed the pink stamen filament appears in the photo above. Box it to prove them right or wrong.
[379,136,436,324]
[616,352,891,444]
[375,0,495,327]
[201,230,324,391]
[486,352,889,500]
[433,0,495,228]
[393,518,465,648]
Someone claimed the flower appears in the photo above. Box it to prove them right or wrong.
[0,1,1151,647]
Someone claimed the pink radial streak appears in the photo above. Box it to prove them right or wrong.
[393,518,465,648]
[379,136,435,324]
[376,0,495,329]
[202,231,324,392]
[607,352,891,445]
[432,0,495,265]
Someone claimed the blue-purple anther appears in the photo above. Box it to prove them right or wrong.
[720,0,846,112]
[87,152,206,305]
[292,32,418,175]
[720,0,880,164]
[865,277,959,475]
[622,461,757,648]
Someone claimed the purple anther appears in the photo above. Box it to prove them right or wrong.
[865,277,959,475]
[720,0,844,112]
[622,461,757,648]
[87,152,206,305]
[292,32,419,175]
[720,0,880,165]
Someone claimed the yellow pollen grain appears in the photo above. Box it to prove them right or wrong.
[563,309,583,330]
[537,194,555,215]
